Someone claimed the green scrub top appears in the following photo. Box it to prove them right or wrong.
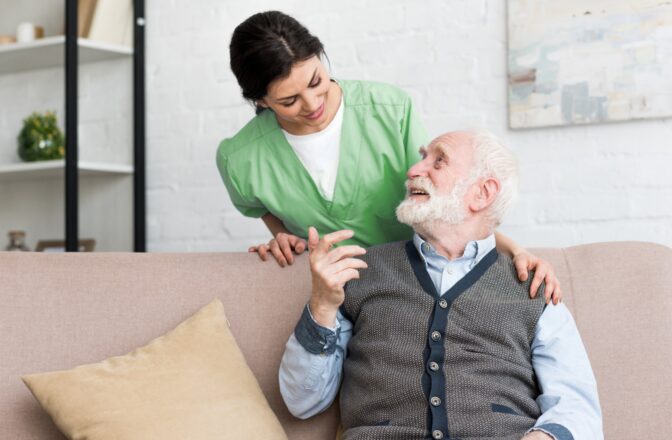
[216,80,429,247]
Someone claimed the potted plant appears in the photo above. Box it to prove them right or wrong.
[17,111,65,162]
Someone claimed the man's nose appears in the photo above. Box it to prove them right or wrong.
[407,158,429,179]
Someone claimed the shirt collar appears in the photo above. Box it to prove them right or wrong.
[413,232,496,269]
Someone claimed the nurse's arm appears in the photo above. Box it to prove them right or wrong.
[248,213,308,267]
[495,231,562,304]
[261,212,292,237]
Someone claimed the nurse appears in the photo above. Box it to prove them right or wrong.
[217,11,562,301]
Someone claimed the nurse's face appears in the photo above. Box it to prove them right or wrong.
[259,56,338,135]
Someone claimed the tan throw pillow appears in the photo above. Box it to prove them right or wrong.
[22,299,287,440]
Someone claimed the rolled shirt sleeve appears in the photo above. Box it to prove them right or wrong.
[279,305,353,419]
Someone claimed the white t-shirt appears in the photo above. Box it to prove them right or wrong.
[282,97,344,201]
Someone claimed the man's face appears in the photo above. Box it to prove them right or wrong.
[396,132,476,230]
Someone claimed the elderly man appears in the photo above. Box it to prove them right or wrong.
[279,131,602,440]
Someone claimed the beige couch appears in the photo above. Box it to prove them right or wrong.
[1,241,671,439]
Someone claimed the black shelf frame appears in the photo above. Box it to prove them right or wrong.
[64,0,146,252]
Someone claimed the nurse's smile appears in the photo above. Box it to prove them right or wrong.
[304,102,325,120]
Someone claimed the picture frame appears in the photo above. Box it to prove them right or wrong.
[507,0,672,128]
[35,239,96,252]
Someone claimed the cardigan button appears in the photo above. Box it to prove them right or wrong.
[432,430,444,439]
[429,361,440,371]
[431,331,441,341]
[438,299,448,309]
[430,396,441,406]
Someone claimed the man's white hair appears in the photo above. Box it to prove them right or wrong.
[468,131,519,228]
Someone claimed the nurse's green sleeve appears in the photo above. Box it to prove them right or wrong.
[401,95,429,168]
[216,143,269,218]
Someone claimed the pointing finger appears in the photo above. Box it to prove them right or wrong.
[317,229,354,253]
[326,258,368,275]
[308,227,319,252]
[325,245,367,264]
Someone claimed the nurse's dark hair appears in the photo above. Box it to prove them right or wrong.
[230,11,326,114]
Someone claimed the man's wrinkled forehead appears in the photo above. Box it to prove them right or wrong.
[431,131,474,153]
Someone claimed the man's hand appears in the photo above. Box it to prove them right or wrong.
[513,251,562,305]
[249,232,307,267]
[520,430,554,439]
[307,227,367,327]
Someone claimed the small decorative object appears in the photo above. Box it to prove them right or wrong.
[0,34,16,45]
[6,231,30,252]
[17,111,65,162]
[16,22,44,43]
[35,239,96,252]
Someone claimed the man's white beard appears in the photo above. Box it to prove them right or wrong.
[396,176,468,234]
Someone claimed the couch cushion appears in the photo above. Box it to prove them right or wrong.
[0,252,338,440]
[22,299,287,440]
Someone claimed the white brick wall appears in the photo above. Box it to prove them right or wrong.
[141,0,669,251]
[1,2,668,251]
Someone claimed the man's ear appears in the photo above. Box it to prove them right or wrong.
[469,177,500,213]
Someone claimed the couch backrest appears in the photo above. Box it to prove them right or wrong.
[0,252,337,439]
[537,242,672,438]
[1,242,671,439]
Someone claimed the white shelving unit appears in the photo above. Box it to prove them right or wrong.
[0,160,133,181]
[0,4,139,252]
[0,36,132,74]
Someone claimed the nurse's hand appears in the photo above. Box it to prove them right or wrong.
[249,232,308,267]
[513,251,562,305]
[308,227,367,328]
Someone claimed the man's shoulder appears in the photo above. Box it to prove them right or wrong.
[488,252,546,301]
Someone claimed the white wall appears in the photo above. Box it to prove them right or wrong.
[144,0,670,251]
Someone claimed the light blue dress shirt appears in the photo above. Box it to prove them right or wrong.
[279,234,603,440]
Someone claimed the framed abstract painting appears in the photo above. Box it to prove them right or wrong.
[508,0,672,128]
